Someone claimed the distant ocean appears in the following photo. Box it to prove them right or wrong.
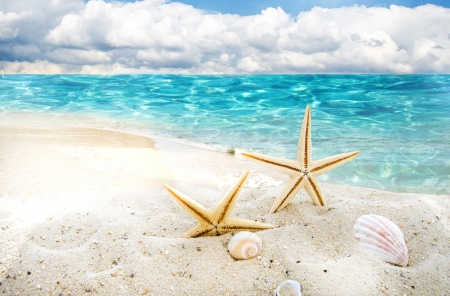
[1,74,449,194]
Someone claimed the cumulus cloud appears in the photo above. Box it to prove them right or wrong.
[0,11,31,40]
[0,0,449,73]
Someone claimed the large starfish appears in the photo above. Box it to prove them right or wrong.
[164,170,276,238]
[242,106,359,213]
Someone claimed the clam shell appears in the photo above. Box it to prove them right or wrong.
[353,214,409,267]
[228,231,262,260]
[273,280,302,296]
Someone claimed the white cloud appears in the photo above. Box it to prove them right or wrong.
[277,9,345,54]
[0,60,75,74]
[412,37,450,72]
[236,55,271,73]
[47,49,112,65]
[242,7,290,52]
[0,11,31,40]
[136,48,200,68]
[0,0,449,73]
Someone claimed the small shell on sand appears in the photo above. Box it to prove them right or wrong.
[273,280,302,296]
[228,231,262,260]
[353,214,409,267]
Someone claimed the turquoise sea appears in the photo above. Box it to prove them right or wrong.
[0,74,449,194]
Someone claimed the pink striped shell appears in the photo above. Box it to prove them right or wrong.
[353,214,409,267]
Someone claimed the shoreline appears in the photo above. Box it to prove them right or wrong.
[0,124,449,295]
[1,110,448,196]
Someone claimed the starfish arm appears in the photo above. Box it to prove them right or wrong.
[183,225,216,238]
[241,152,301,175]
[310,151,360,176]
[213,170,249,223]
[304,176,327,206]
[164,184,213,225]
[218,218,277,235]
[270,176,306,213]
[296,105,312,168]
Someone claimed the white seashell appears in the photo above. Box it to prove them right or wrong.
[228,231,262,260]
[273,280,302,296]
[353,214,409,267]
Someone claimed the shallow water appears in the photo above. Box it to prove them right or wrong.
[1,74,449,194]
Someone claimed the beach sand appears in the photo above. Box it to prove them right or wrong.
[0,124,449,295]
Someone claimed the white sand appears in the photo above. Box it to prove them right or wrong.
[0,123,449,295]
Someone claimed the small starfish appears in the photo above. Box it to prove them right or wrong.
[242,106,359,213]
[164,170,276,238]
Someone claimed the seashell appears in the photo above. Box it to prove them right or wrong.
[353,214,409,267]
[273,280,302,296]
[228,231,262,260]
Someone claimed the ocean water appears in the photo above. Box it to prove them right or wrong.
[0,74,449,194]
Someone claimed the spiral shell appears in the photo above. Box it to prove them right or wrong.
[353,214,409,267]
[228,231,262,260]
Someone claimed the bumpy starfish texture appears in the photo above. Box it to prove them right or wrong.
[164,170,276,238]
[242,106,359,213]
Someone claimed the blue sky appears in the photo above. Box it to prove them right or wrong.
[1,0,449,74]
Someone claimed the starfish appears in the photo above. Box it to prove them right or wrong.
[164,170,276,238]
[242,106,359,213]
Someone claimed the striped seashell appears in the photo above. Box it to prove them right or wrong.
[353,214,409,267]
[228,231,262,260]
